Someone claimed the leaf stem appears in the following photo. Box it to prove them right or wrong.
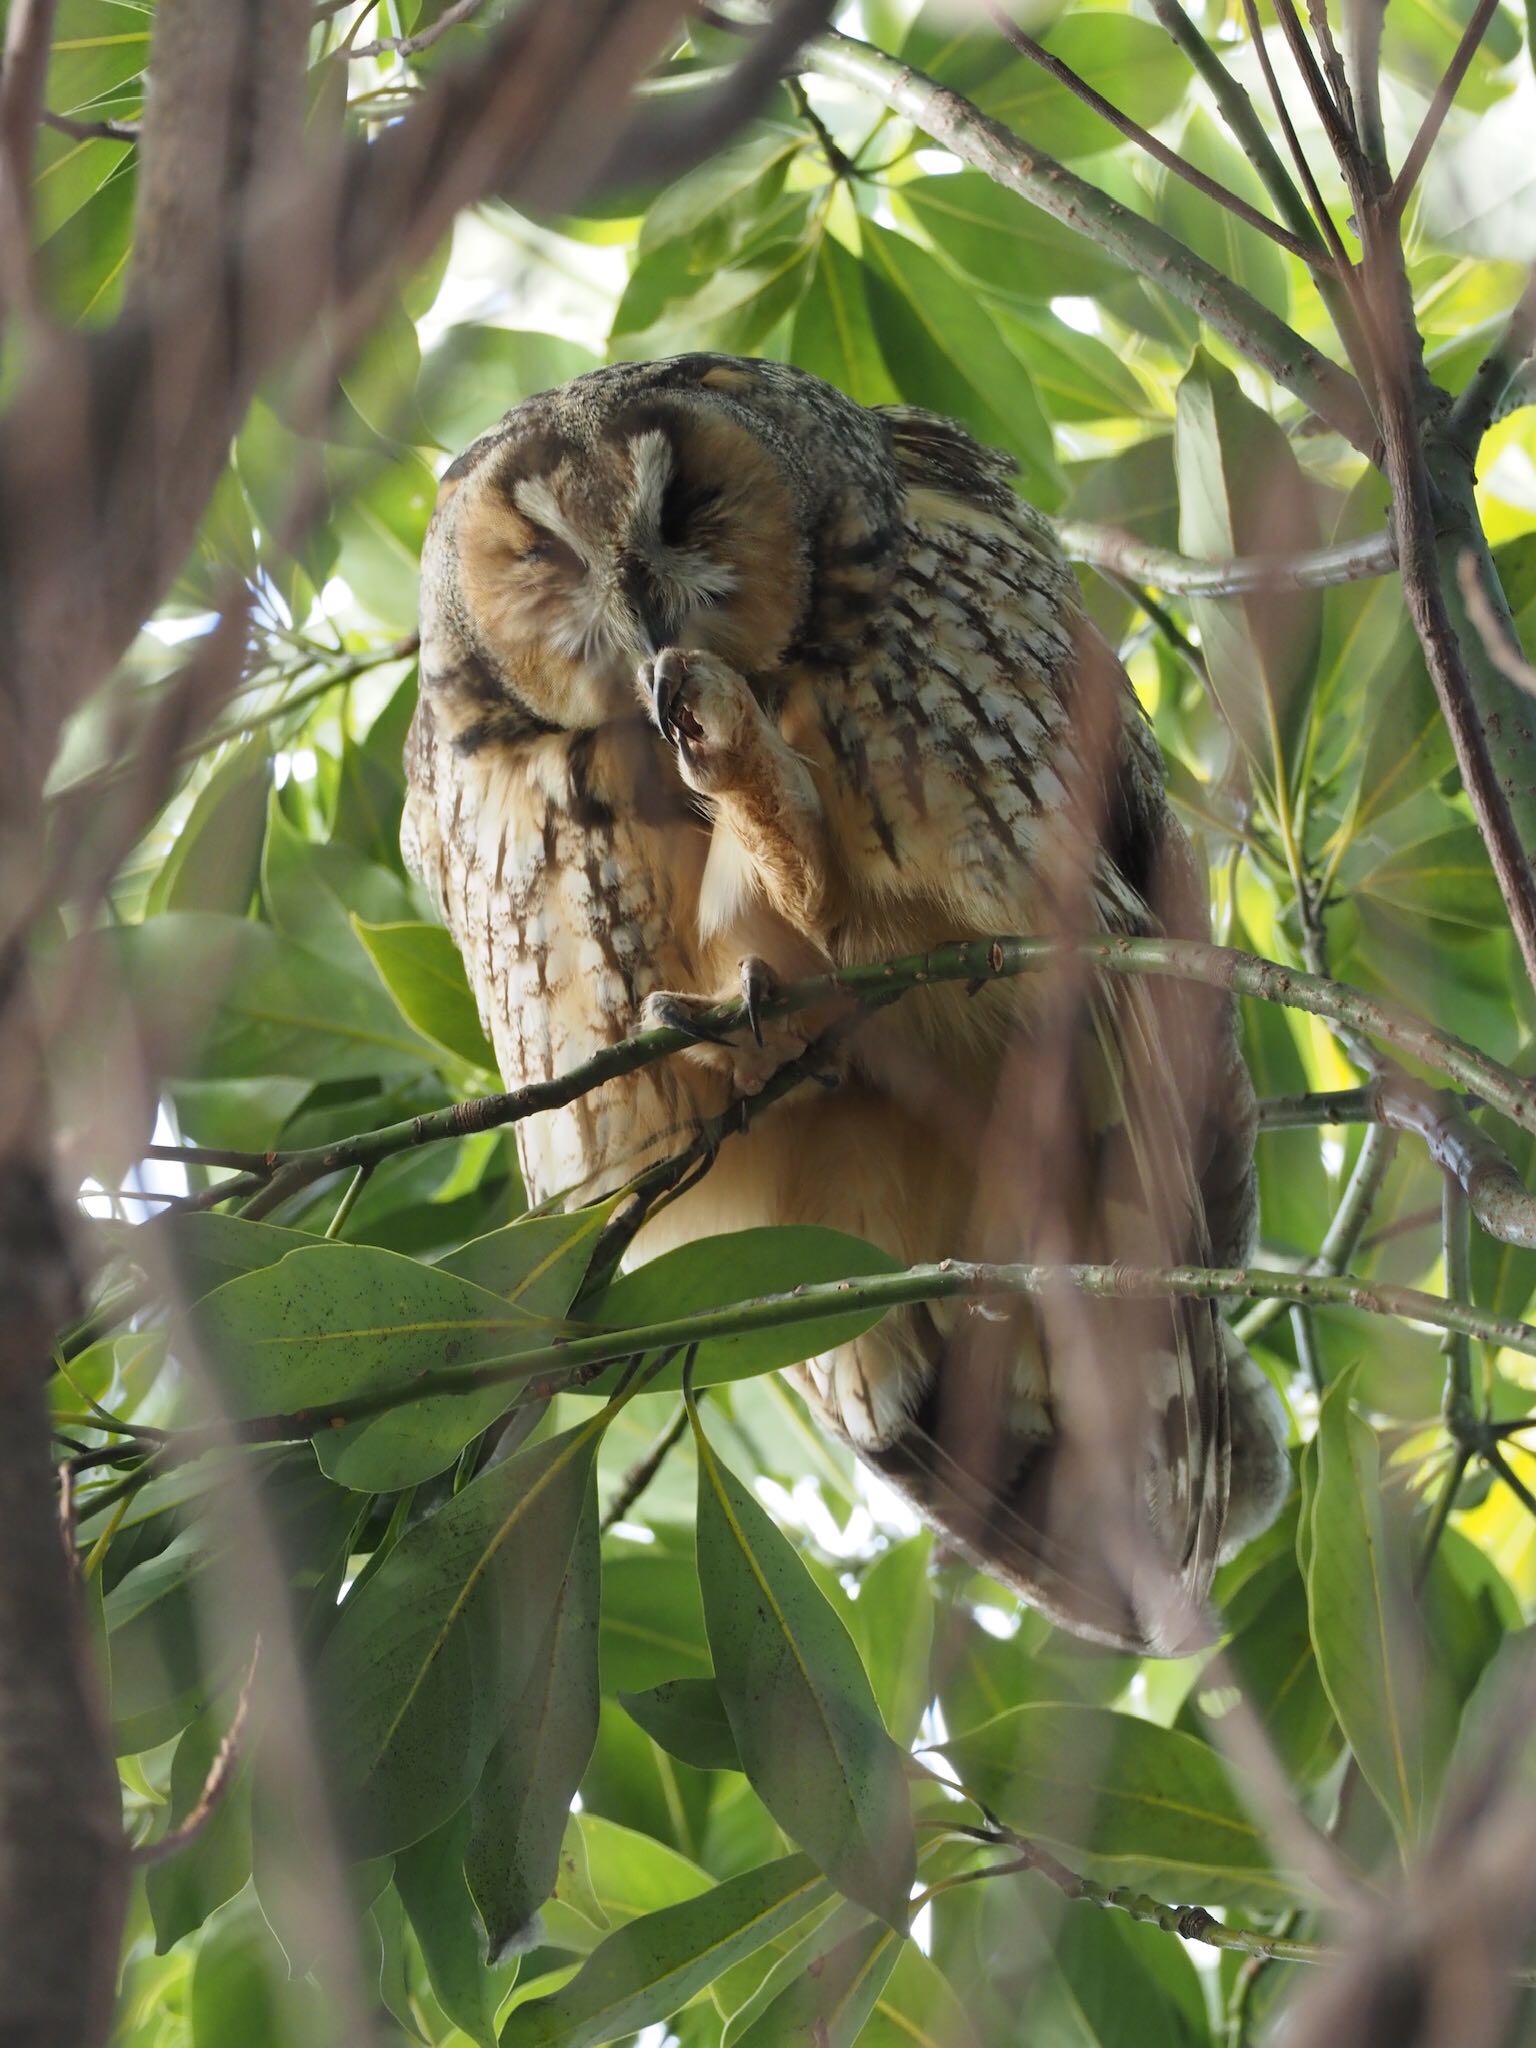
[216,1256,1536,1446]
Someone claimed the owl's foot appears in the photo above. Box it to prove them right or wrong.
[639,956,807,1096]
[639,647,761,798]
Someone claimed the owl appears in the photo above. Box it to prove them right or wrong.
[402,353,1288,1653]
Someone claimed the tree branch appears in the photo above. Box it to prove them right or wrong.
[146,936,1536,1231]
[1385,0,1500,218]
[206,1256,1536,1446]
[1446,270,1536,456]
[0,0,58,320]
[802,29,1377,454]
[350,0,485,60]
[983,7,1326,270]
[130,1642,258,1867]
[1054,521,1396,598]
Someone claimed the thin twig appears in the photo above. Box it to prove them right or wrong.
[1446,273,1536,452]
[1236,1118,1398,1342]
[1305,0,1354,132]
[1055,521,1396,597]
[38,109,140,144]
[600,1402,690,1532]
[941,1820,1327,1969]
[983,7,1325,269]
[1456,549,1536,699]
[1439,1175,1474,1438]
[1385,0,1500,218]
[0,0,59,318]
[1239,0,1357,287]
[350,0,485,60]
[130,1643,259,1867]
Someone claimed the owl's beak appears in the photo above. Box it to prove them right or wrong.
[618,552,677,658]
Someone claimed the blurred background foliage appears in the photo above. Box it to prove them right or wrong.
[26,0,1536,2042]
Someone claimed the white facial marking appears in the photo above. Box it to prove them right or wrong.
[628,429,673,526]
[513,477,585,554]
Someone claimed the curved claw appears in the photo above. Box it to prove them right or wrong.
[641,647,701,748]
[739,955,776,1048]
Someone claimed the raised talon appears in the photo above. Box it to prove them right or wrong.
[641,647,703,747]
[739,955,776,1048]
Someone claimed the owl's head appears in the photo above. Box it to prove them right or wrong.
[418,355,902,745]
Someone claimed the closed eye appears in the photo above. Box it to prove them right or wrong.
[522,530,585,575]
[657,473,722,550]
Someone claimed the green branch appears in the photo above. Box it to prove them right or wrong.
[161,936,1536,1225]
[802,29,1377,453]
[1054,520,1396,598]
[224,1256,1536,1445]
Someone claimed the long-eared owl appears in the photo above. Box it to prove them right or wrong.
[402,352,1288,1653]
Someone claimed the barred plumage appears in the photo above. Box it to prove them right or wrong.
[402,352,1287,1651]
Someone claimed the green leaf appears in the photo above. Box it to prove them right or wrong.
[421,329,601,452]
[1198,1563,1339,1787]
[261,793,416,956]
[1175,350,1322,800]
[619,1677,743,1773]
[397,1807,520,2048]
[502,1854,834,2048]
[729,1918,902,2048]
[145,1701,254,1951]
[149,744,271,918]
[465,1485,602,1962]
[860,1943,982,2048]
[162,1211,317,1302]
[846,1536,934,1747]
[191,1242,560,1488]
[588,1226,903,1394]
[943,1704,1291,1913]
[862,224,1060,507]
[314,1417,603,1855]
[994,306,1154,424]
[353,918,497,1071]
[441,1203,616,1312]
[1305,1369,1456,1847]
[1155,109,1290,321]
[912,14,1188,161]
[893,172,1123,301]
[1026,1907,1210,2048]
[599,1551,711,1694]
[691,1401,916,1929]
[788,232,900,407]
[84,912,436,1084]
[190,1895,329,2048]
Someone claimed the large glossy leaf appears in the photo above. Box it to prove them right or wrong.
[691,1399,916,1929]
[910,14,1189,160]
[85,912,436,1084]
[190,1242,560,1488]
[943,1704,1292,1913]
[261,795,416,956]
[1155,109,1289,321]
[587,1226,902,1394]
[1304,1370,1457,1847]
[145,1702,254,1952]
[788,231,900,407]
[893,171,1123,301]
[503,1853,833,2048]
[465,1485,602,1961]
[397,1807,520,2048]
[620,1676,743,1773]
[861,224,1060,506]
[353,918,497,1070]
[148,744,271,918]
[1175,350,1321,801]
[730,1917,902,2048]
[314,1416,603,1855]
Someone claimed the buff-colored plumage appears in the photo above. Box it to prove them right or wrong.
[402,353,1287,1652]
